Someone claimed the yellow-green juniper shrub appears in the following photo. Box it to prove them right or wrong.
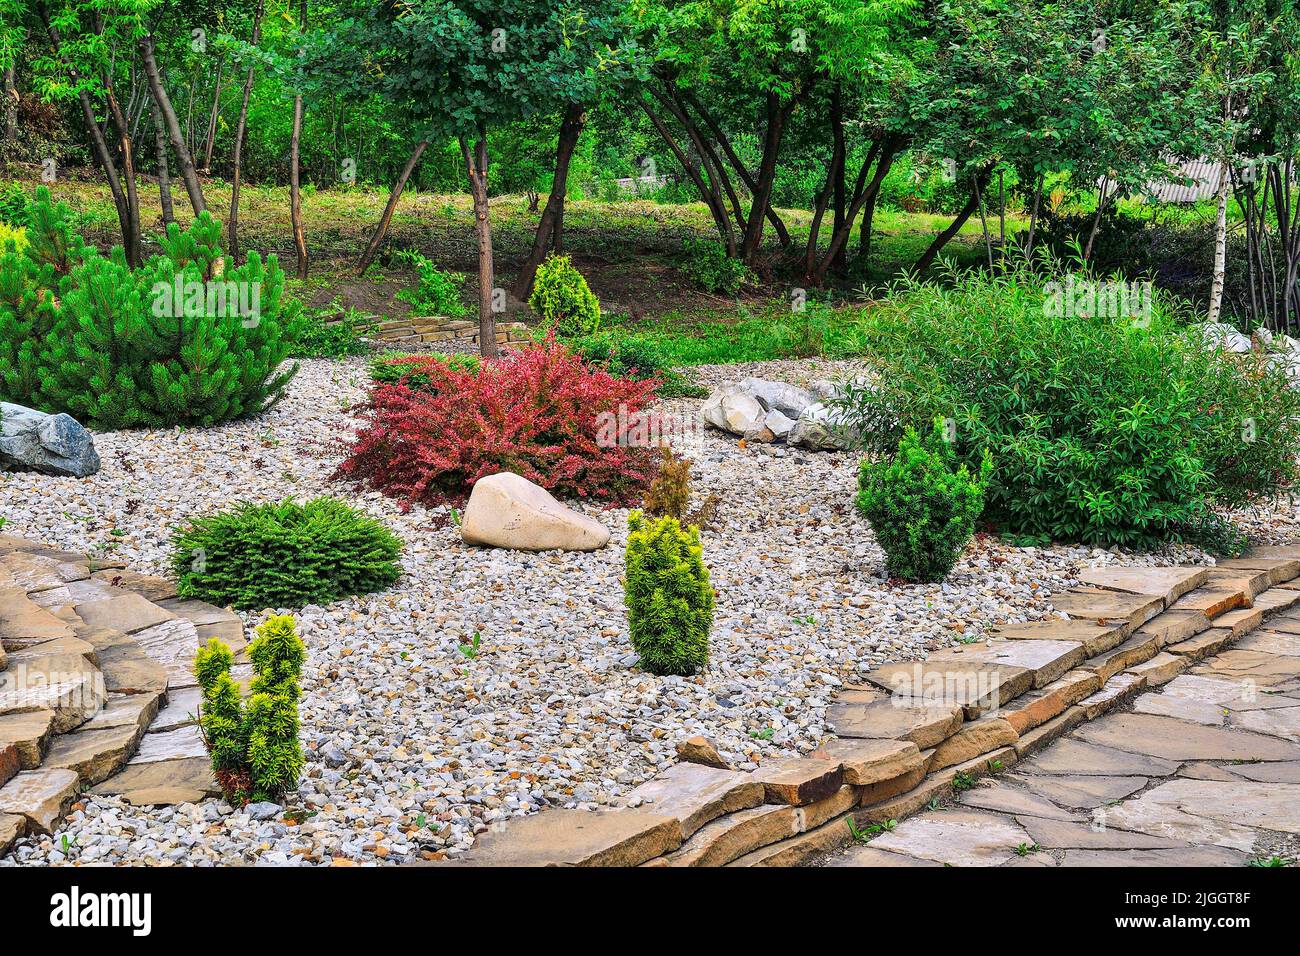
[624,510,714,676]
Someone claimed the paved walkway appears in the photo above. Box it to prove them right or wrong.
[821,611,1300,867]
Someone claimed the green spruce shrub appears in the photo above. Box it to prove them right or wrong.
[0,187,302,429]
[173,497,403,609]
[195,614,306,804]
[624,510,714,676]
[529,253,600,335]
[856,420,991,583]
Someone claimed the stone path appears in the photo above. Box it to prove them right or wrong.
[0,534,244,856]
[451,548,1300,866]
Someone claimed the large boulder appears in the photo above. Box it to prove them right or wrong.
[788,402,858,451]
[1194,321,1252,353]
[737,377,814,420]
[700,379,815,443]
[700,383,767,436]
[460,472,610,552]
[0,403,100,478]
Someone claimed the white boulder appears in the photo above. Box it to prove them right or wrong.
[700,384,767,435]
[737,377,815,420]
[460,472,610,552]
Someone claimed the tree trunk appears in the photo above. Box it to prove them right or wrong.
[913,173,989,276]
[461,135,498,358]
[228,0,265,260]
[1083,176,1110,262]
[149,96,175,228]
[830,84,847,271]
[102,84,142,266]
[139,34,206,215]
[814,141,898,283]
[740,92,787,263]
[512,103,585,300]
[650,85,736,255]
[804,138,861,278]
[288,0,308,279]
[200,56,225,173]
[1024,173,1043,259]
[642,98,733,254]
[1207,160,1231,325]
[356,139,428,276]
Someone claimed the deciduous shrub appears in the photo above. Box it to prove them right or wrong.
[368,351,480,392]
[835,267,1300,547]
[856,421,991,582]
[172,497,403,609]
[625,511,714,676]
[195,614,305,804]
[0,187,301,429]
[394,249,468,317]
[561,329,704,397]
[529,253,600,335]
[290,305,375,358]
[337,339,659,505]
[681,235,751,295]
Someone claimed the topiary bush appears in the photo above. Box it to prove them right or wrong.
[337,338,659,506]
[681,235,751,296]
[172,497,403,609]
[835,267,1300,548]
[195,614,306,805]
[0,186,302,429]
[856,420,991,582]
[529,253,600,335]
[625,510,714,676]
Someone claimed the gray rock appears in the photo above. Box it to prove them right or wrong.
[764,409,798,440]
[1195,321,1252,353]
[788,402,858,451]
[245,802,282,821]
[700,384,767,436]
[738,377,815,420]
[0,402,100,477]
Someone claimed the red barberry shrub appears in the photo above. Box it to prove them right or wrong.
[334,339,662,506]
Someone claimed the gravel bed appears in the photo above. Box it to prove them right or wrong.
[1,355,1295,866]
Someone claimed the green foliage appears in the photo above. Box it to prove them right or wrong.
[393,249,468,318]
[0,187,301,429]
[837,267,1300,547]
[0,222,25,253]
[680,236,750,295]
[643,451,692,521]
[290,305,376,358]
[625,510,714,676]
[856,420,991,583]
[0,182,27,225]
[560,329,703,397]
[196,614,306,804]
[529,254,601,335]
[172,497,403,610]
[368,351,480,392]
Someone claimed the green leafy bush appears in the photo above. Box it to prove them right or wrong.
[290,304,375,358]
[172,497,403,609]
[836,267,1300,547]
[529,253,601,335]
[681,235,751,295]
[561,329,704,397]
[0,187,302,429]
[195,614,305,804]
[368,351,481,392]
[625,511,714,676]
[393,249,468,317]
[856,421,991,582]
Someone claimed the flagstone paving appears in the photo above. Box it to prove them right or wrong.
[451,545,1300,867]
[0,535,235,856]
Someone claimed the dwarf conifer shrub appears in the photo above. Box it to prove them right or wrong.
[173,497,402,609]
[643,450,692,521]
[625,511,714,676]
[0,187,301,429]
[529,253,600,335]
[856,420,991,583]
[195,614,306,804]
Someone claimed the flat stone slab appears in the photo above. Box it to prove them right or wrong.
[1000,670,1099,735]
[95,639,169,696]
[1228,760,1300,784]
[1194,649,1300,686]
[0,767,79,834]
[43,722,142,786]
[1210,605,1265,637]
[811,737,923,787]
[74,593,176,634]
[1218,556,1300,585]
[0,812,22,854]
[928,717,1019,772]
[1136,610,1210,646]
[156,597,238,627]
[651,803,800,867]
[1050,588,1164,629]
[1251,587,1300,615]
[828,698,963,750]
[1081,632,1162,684]
[90,755,218,804]
[463,808,681,866]
[748,757,843,806]
[1020,737,1181,777]
[150,687,202,733]
[1168,586,1251,619]
[1126,652,1190,686]
[1166,627,1235,661]
[864,659,1033,716]
[1011,773,1149,809]
[1103,779,1300,850]
[869,809,1031,867]
[992,619,1128,657]
[930,638,1083,689]
[0,588,75,649]
[1077,566,1207,603]
[132,618,202,687]
[1059,846,1248,867]
[129,724,207,763]
[90,569,179,602]
[825,845,946,867]
[627,763,763,839]
[1077,672,1147,719]
[1243,542,1300,561]
[957,780,1081,821]
[1204,567,1272,598]
[1231,705,1300,742]
[1074,712,1300,762]
[1235,629,1300,657]
[0,552,89,590]
[0,708,55,768]
[0,652,105,733]
[1019,815,1186,851]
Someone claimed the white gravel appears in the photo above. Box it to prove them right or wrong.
[1,355,1296,866]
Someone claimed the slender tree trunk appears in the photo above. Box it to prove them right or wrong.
[973,173,994,268]
[740,91,788,263]
[1083,175,1110,262]
[149,96,175,228]
[830,83,847,271]
[512,103,585,300]
[650,85,735,255]
[804,138,864,277]
[1025,173,1043,259]
[814,141,898,283]
[200,56,225,173]
[228,0,265,259]
[913,169,992,275]
[1208,160,1231,325]
[462,134,498,358]
[356,139,427,276]
[102,84,142,266]
[642,98,734,254]
[288,0,308,279]
[139,34,206,215]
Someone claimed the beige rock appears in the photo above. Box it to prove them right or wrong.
[930,638,1083,689]
[1136,610,1210,646]
[130,725,207,763]
[0,811,22,854]
[1250,586,1300,616]
[90,755,218,803]
[0,652,105,733]
[1012,706,1087,757]
[958,779,1081,821]
[1102,780,1298,850]
[0,709,54,768]
[858,763,929,807]
[1081,632,1162,683]
[1012,773,1148,809]
[1018,816,1184,850]
[1077,566,1207,603]
[1168,585,1251,619]
[1050,588,1164,629]
[1166,627,1235,661]
[993,618,1128,657]
[1205,566,1272,598]
[0,741,17,788]
[748,756,843,805]
[863,660,1033,717]
[654,803,800,867]
[811,737,923,786]
[1235,629,1300,658]
[1231,705,1300,742]
[0,587,74,649]
[1125,652,1189,687]
[74,592,175,634]
[1021,737,1181,777]
[460,473,609,551]
[828,697,963,750]
[675,735,729,769]
[1059,846,1247,867]
[90,569,178,602]
[1210,604,1265,638]
[1000,670,1099,735]
[824,845,946,867]
[869,809,1031,867]
[627,763,763,839]
[463,808,681,866]
[0,768,79,834]
[43,723,142,786]
[1194,649,1300,686]
[1244,543,1300,561]
[1076,712,1300,762]
[1218,556,1300,585]
[928,717,1019,772]
[1077,672,1147,718]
